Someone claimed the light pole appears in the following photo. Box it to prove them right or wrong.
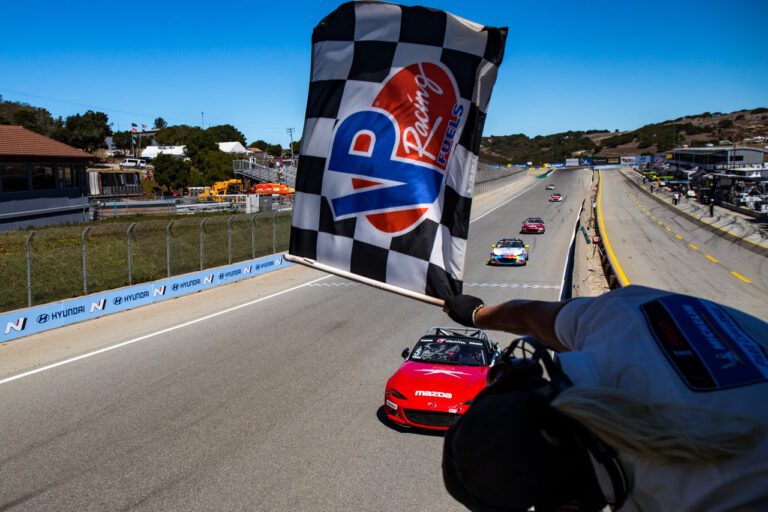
[286,127,295,160]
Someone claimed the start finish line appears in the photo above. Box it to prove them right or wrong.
[0,254,293,342]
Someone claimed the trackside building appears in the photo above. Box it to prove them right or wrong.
[0,125,92,231]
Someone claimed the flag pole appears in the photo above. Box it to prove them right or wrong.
[285,254,445,307]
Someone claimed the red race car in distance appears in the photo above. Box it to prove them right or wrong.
[384,327,499,431]
[521,217,546,233]
[549,193,563,202]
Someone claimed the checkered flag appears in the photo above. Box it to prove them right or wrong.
[287,1,506,305]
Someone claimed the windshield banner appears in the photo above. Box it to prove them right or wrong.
[287,2,507,305]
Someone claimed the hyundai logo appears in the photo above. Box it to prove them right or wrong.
[113,296,123,305]
[37,313,49,323]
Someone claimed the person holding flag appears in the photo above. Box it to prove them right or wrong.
[441,287,768,511]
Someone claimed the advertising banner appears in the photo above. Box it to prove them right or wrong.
[0,254,291,342]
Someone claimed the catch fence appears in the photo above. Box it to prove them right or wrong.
[0,211,291,313]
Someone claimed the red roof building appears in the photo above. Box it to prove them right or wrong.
[0,125,92,231]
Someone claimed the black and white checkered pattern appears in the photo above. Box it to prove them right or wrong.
[289,1,507,301]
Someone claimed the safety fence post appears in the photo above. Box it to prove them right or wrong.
[25,231,35,307]
[166,220,174,277]
[199,218,208,271]
[251,213,258,259]
[127,223,136,285]
[272,210,278,254]
[81,226,90,294]
[227,215,235,264]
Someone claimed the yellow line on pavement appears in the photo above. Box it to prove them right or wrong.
[706,254,718,263]
[689,244,698,250]
[665,226,671,231]
[676,234,682,239]
[732,271,751,283]
[597,171,630,286]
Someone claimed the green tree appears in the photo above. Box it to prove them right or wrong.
[154,117,168,129]
[54,110,111,152]
[184,130,217,163]
[248,139,269,151]
[194,148,237,184]
[155,124,200,145]
[111,131,133,150]
[266,143,283,158]
[153,154,191,191]
[206,124,246,145]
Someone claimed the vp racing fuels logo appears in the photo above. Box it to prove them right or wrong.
[326,62,463,234]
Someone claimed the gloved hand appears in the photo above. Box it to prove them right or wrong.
[444,295,484,327]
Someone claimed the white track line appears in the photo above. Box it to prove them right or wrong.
[0,275,330,385]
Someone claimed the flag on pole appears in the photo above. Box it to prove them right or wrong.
[131,128,138,133]
[142,124,147,129]
[287,1,506,305]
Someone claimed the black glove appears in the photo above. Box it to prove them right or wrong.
[444,295,484,327]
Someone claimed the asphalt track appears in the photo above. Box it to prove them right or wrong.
[598,169,768,321]
[0,169,592,511]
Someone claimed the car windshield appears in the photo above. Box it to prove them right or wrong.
[525,218,543,224]
[409,337,487,366]
[497,239,523,248]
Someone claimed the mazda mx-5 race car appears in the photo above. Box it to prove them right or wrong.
[549,193,563,202]
[545,183,555,190]
[488,238,529,265]
[521,217,546,234]
[384,327,499,430]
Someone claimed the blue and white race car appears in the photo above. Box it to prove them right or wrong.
[488,238,529,266]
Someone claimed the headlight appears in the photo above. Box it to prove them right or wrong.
[389,388,406,400]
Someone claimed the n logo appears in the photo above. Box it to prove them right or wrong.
[154,286,166,297]
[204,274,214,284]
[90,299,107,312]
[5,317,27,334]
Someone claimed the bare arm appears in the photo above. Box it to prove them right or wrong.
[472,299,572,352]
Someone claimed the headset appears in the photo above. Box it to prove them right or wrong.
[443,337,629,512]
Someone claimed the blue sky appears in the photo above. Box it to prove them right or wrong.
[2,0,766,148]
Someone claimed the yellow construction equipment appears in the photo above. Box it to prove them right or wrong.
[198,179,243,202]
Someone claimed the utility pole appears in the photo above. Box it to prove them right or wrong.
[201,112,205,129]
[286,127,295,159]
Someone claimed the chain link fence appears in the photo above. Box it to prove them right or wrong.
[0,211,292,313]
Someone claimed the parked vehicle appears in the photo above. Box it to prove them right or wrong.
[119,158,147,169]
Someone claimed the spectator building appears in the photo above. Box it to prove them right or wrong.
[0,125,92,232]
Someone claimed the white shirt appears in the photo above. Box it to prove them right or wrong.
[554,286,768,512]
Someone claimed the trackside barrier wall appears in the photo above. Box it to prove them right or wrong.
[592,171,624,289]
[0,254,292,342]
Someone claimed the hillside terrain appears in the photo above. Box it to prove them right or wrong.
[480,107,768,165]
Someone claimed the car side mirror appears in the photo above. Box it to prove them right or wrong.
[490,244,496,248]
[525,244,529,248]
[401,348,410,359]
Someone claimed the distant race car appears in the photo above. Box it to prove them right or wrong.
[384,327,499,431]
[549,193,563,202]
[521,217,546,234]
[488,238,529,265]
[545,183,555,190]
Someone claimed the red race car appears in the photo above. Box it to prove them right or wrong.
[549,193,563,202]
[521,216,546,233]
[384,327,499,430]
